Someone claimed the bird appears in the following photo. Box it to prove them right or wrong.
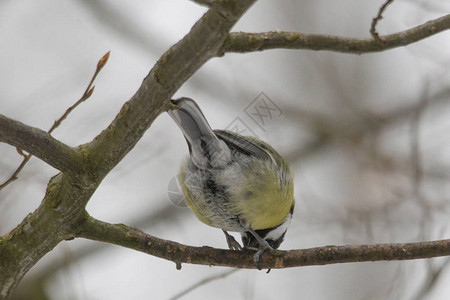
[168,97,294,269]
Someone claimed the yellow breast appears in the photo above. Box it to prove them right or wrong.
[229,163,294,230]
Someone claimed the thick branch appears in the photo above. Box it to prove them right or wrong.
[222,14,450,54]
[0,173,97,298]
[85,1,256,180]
[79,216,450,269]
[0,115,84,174]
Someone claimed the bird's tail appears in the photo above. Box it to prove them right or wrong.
[168,98,231,169]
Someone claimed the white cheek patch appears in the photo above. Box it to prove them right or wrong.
[265,213,292,241]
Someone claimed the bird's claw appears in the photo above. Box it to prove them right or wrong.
[228,238,243,251]
[223,230,243,251]
[253,242,273,270]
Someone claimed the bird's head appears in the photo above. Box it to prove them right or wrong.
[241,204,294,250]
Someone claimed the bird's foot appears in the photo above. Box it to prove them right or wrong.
[223,230,243,251]
[253,240,273,270]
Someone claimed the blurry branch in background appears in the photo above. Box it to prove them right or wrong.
[222,14,450,54]
[0,52,110,191]
[285,136,328,164]
[370,0,395,40]
[409,0,449,13]
[412,258,450,300]
[410,85,429,241]
[79,215,450,270]
[169,269,239,300]
[78,0,166,55]
[284,82,450,298]
[78,0,235,107]
[285,86,450,163]
[408,86,450,300]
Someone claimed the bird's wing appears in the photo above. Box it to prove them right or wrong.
[214,130,272,161]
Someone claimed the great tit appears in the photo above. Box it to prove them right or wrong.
[169,97,294,268]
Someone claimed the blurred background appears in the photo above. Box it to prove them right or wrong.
[1,0,450,299]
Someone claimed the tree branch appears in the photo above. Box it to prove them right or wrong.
[0,172,97,298]
[48,51,109,135]
[0,52,109,190]
[169,269,239,300]
[0,154,32,190]
[84,0,256,180]
[0,2,256,298]
[222,14,450,54]
[79,216,450,270]
[15,202,185,295]
[2,2,449,298]
[0,115,84,174]
[370,0,395,40]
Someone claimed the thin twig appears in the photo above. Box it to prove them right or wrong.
[48,51,110,134]
[0,155,32,190]
[0,52,110,191]
[370,0,395,40]
[16,148,27,158]
[169,269,239,300]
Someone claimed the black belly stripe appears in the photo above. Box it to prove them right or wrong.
[203,174,229,201]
